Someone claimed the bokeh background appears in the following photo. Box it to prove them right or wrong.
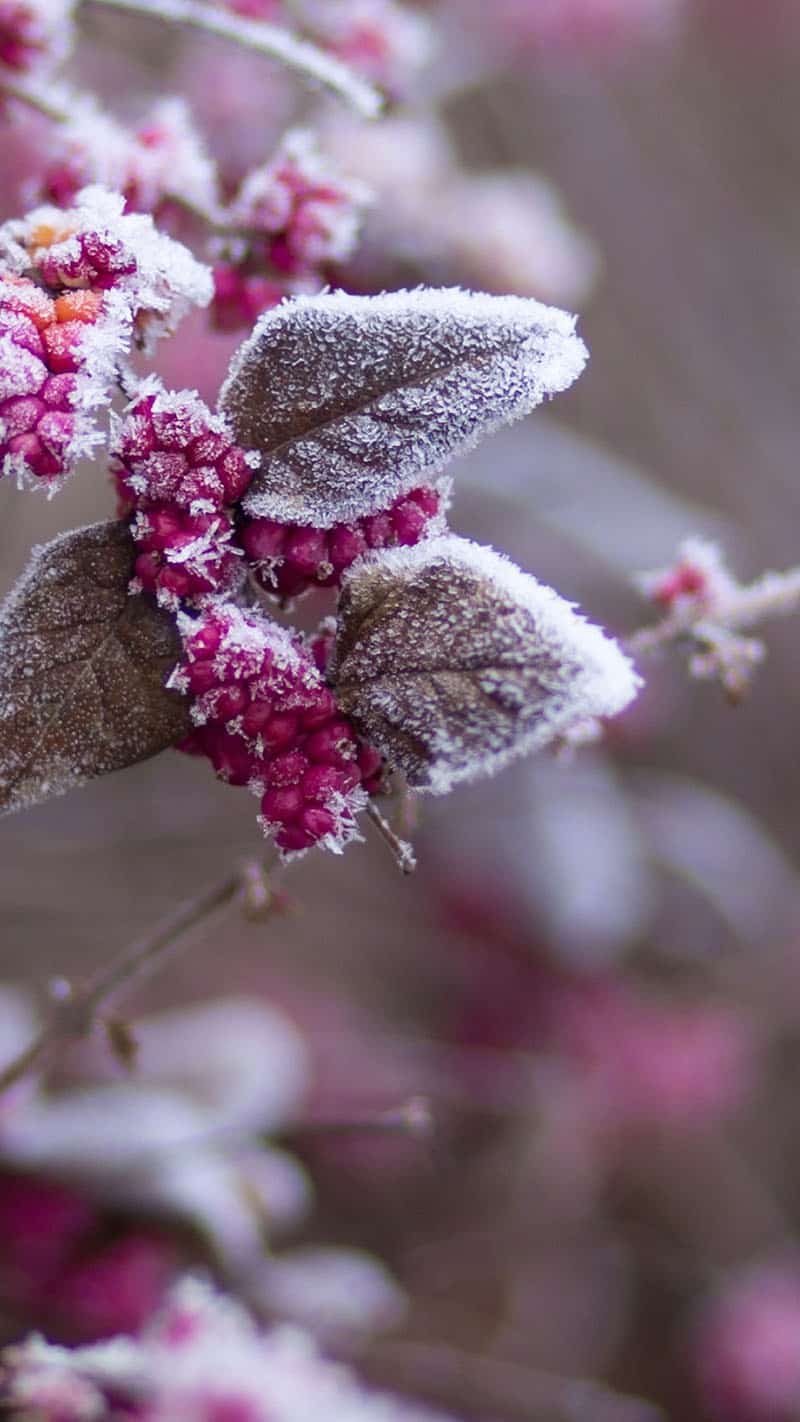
[2,3,800,1419]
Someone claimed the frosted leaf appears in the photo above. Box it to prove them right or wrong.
[0,520,190,816]
[331,535,641,794]
[220,286,587,528]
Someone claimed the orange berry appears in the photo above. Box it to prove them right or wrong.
[55,291,104,325]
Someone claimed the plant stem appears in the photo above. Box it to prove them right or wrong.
[81,0,382,117]
[0,866,250,1096]
[366,799,417,874]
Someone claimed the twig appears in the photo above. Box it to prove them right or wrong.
[81,0,382,117]
[366,798,417,874]
[0,866,252,1096]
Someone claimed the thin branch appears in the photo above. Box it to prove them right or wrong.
[366,798,417,874]
[81,0,382,117]
[627,563,800,658]
[0,866,253,1096]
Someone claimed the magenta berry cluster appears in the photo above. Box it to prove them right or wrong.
[0,0,65,76]
[211,130,369,331]
[211,267,287,333]
[171,604,384,856]
[0,277,105,482]
[35,229,138,292]
[239,485,441,602]
[112,383,258,609]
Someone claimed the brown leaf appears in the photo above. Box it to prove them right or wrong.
[0,520,190,816]
[330,537,639,794]
[220,287,587,528]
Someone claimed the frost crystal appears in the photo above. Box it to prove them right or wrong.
[331,535,641,794]
[1,1278,456,1422]
[221,286,588,528]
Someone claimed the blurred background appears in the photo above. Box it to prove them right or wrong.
[2,3,800,1419]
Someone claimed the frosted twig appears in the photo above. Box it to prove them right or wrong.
[626,543,800,702]
[81,0,383,117]
[0,862,268,1096]
[366,799,417,875]
[627,566,800,654]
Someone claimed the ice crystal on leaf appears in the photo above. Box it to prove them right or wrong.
[220,285,588,528]
[0,521,190,817]
[331,535,641,794]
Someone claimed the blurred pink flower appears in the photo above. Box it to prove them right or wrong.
[695,1263,800,1422]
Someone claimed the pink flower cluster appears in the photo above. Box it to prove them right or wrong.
[212,130,371,331]
[0,188,212,486]
[239,485,441,602]
[112,381,257,608]
[172,603,383,855]
[0,0,72,77]
[41,98,218,220]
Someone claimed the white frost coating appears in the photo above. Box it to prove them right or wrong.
[220,285,588,528]
[0,186,213,347]
[41,96,219,218]
[4,1279,457,1422]
[334,534,641,795]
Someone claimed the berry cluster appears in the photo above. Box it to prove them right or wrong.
[0,0,71,77]
[171,604,383,856]
[0,274,119,483]
[212,130,370,331]
[41,98,218,221]
[239,484,442,602]
[0,188,212,485]
[112,381,258,608]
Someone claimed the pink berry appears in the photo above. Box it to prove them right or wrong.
[261,784,304,825]
[300,806,337,840]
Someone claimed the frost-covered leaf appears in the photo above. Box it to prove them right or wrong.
[221,287,587,528]
[0,520,190,816]
[331,536,640,794]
